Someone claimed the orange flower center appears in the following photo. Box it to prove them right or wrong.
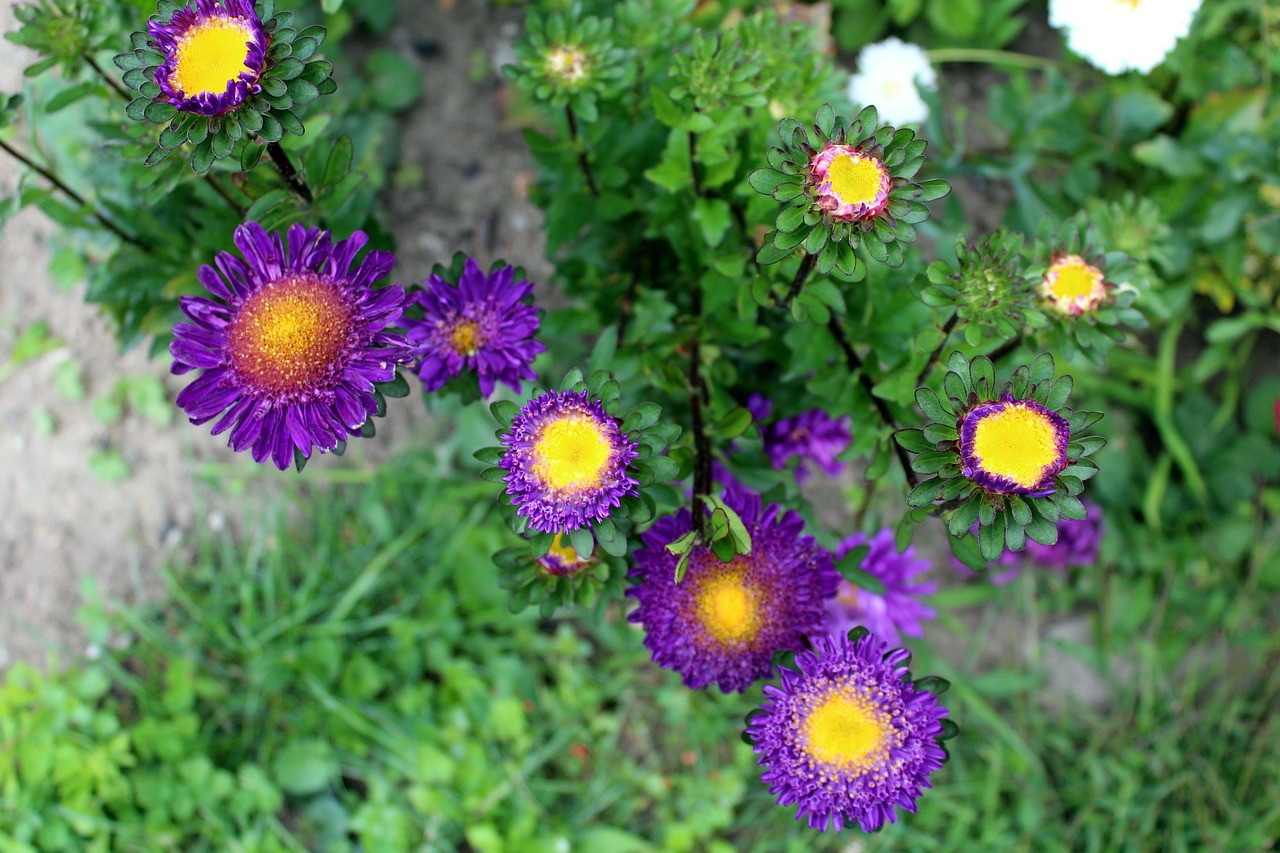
[228,276,354,396]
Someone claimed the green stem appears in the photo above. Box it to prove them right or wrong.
[0,138,147,248]
[267,141,313,203]
[564,105,599,198]
[926,48,1063,72]
[689,278,710,535]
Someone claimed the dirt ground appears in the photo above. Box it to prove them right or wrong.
[0,0,546,669]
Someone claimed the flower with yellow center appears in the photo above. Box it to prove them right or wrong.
[149,0,266,116]
[171,221,413,470]
[500,389,639,533]
[1041,254,1109,315]
[626,487,840,693]
[544,45,590,86]
[809,143,892,222]
[747,632,950,832]
[960,395,1071,496]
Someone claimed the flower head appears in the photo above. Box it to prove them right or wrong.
[899,352,1105,565]
[537,534,595,576]
[149,0,265,116]
[1041,253,1110,316]
[749,104,949,276]
[746,631,950,832]
[846,37,937,127]
[403,257,545,398]
[499,390,639,534]
[1049,0,1204,75]
[626,488,840,693]
[826,529,936,646]
[754,398,852,484]
[116,0,335,171]
[170,222,412,470]
[960,393,1071,497]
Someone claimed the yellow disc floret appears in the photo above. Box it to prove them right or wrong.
[803,689,891,772]
[828,153,889,208]
[228,276,353,396]
[1044,255,1106,309]
[448,320,484,356]
[694,563,762,646]
[532,413,612,493]
[172,17,256,97]
[971,404,1062,489]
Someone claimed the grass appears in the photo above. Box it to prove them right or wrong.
[11,445,1263,852]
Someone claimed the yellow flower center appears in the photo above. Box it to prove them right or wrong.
[1047,256,1105,302]
[541,534,589,571]
[836,581,859,608]
[448,320,484,356]
[228,276,354,396]
[694,562,761,646]
[828,153,889,208]
[971,404,1062,489]
[532,413,612,493]
[172,17,256,97]
[803,690,890,772]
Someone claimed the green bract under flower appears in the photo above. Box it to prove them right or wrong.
[1030,216,1147,364]
[505,9,626,123]
[917,229,1047,350]
[747,103,950,279]
[114,0,336,173]
[896,352,1107,566]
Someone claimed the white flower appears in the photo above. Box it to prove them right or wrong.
[846,37,937,127]
[1049,0,1204,75]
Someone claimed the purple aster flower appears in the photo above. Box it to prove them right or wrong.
[952,500,1103,583]
[959,392,1070,496]
[499,390,639,534]
[626,487,840,693]
[748,394,852,484]
[171,222,412,470]
[747,631,949,832]
[403,257,545,398]
[826,529,936,647]
[149,0,266,116]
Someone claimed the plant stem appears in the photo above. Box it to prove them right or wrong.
[926,48,1062,72]
[783,251,817,307]
[915,312,959,388]
[688,130,702,198]
[267,141,313,203]
[564,105,599,198]
[986,334,1023,365]
[689,279,711,535]
[0,138,146,248]
[826,315,919,489]
[84,54,132,102]
[204,172,245,217]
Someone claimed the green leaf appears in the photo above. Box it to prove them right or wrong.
[259,113,283,142]
[895,428,932,453]
[473,446,505,465]
[947,492,982,537]
[949,530,985,571]
[569,526,594,560]
[621,403,661,433]
[490,399,519,426]
[1045,374,1074,411]
[1029,352,1055,386]
[747,168,792,195]
[914,387,952,424]
[979,512,1007,563]
[906,477,943,507]
[814,102,836,137]
[776,205,805,233]
[275,109,304,136]
[912,450,957,474]
[665,530,698,556]
[365,49,423,111]
[272,739,339,796]
[711,407,753,440]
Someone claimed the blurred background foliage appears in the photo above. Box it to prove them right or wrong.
[0,0,1278,850]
